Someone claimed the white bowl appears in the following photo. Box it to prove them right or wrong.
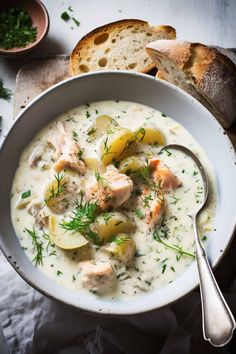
[0,71,235,314]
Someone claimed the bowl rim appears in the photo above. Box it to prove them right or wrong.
[1,70,236,315]
[0,0,50,55]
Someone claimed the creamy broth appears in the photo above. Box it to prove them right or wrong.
[11,101,216,299]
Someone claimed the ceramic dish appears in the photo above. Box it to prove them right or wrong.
[0,71,235,314]
[0,0,49,56]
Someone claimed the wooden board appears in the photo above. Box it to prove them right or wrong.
[14,52,236,148]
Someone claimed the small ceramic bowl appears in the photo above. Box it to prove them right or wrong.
[0,0,49,56]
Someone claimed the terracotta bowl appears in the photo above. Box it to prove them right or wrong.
[0,0,49,56]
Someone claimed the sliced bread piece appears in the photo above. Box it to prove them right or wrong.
[146,40,236,128]
[70,19,175,75]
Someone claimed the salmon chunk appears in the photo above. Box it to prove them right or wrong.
[48,122,85,173]
[87,166,133,211]
[140,188,166,228]
[80,261,115,293]
[149,157,182,192]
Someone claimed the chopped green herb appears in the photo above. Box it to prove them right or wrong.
[162,264,167,273]
[0,79,12,100]
[95,109,99,114]
[153,230,195,259]
[72,130,78,142]
[110,234,130,245]
[72,17,80,26]
[0,6,37,49]
[161,113,167,117]
[87,127,97,136]
[61,11,70,21]
[57,270,63,276]
[72,275,76,282]
[135,209,145,219]
[21,190,31,199]
[202,236,207,241]
[60,192,100,244]
[193,171,198,176]
[68,6,73,12]
[86,111,91,119]
[102,212,113,224]
[170,196,180,205]
[171,266,175,272]
[25,228,43,266]
[95,170,110,188]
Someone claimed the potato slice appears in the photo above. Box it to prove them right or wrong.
[48,215,88,250]
[119,156,146,174]
[83,157,105,173]
[135,126,166,146]
[44,174,77,214]
[90,211,135,243]
[100,127,133,165]
[87,115,118,139]
[104,233,136,264]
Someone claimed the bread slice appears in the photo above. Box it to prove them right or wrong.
[146,40,236,128]
[70,19,175,75]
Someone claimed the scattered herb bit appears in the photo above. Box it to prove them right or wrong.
[202,236,207,241]
[161,113,167,117]
[87,127,97,136]
[72,275,76,282]
[66,117,76,123]
[61,11,70,21]
[77,149,83,160]
[170,196,180,205]
[0,6,37,49]
[110,234,130,245]
[25,228,43,266]
[135,250,144,257]
[68,6,73,12]
[193,171,198,176]
[153,230,195,259]
[57,270,63,276]
[0,79,12,100]
[162,264,167,273]
[21,190,31,199]
[60,192,100,244]
[95,109,99,114]
[102,212,113,224]
[171,266,175,272]
[72,17,80,26]
[41,229,54,253]
[95,170,110,188]
[135,209,145,219]
[86,111,91,119]
[72,130,78,142]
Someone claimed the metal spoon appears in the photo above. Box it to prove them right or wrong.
[159,144,235,347]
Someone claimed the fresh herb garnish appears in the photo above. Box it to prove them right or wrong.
[86,111,91,119]
[87,127,97,136]
[0,6,37,49]
[102,212,113,224]
[60,193,100,244]
[135,209,145,219]
[0,79,12,100]
[95,170,110,188]
[61,11,70,21]
[21,190,31,199]
[153,230,195,259]
[72,130,78,142]
[44,173,67,205]
[72,17,80,26]
[110,234,130,245]
[170,196,180,205]
[57,270,63,276]
[25,228,43,266]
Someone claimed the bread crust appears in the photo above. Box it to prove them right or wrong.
[70,19,176,75]
[146,40,236,127]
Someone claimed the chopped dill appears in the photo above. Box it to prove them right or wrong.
[0,79,12,100]
[110,234,130,245]
[25,228,43,266]
[44,173,67,205]
[95,170,110,188]
[135,209,145,219]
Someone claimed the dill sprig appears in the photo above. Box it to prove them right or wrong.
[95,170,110,188]
[110,234,130,245]
[0,79,12,100]
[153,230,195,259]
[60,193,100,244]
[25,228,43,266]
[44,173,67,205]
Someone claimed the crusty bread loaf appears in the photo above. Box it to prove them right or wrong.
[146,40,236,128]
[70,19,176,75]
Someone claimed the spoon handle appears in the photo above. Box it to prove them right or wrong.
[192,216,235,347]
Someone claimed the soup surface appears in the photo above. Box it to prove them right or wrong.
[11,101,216,299]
